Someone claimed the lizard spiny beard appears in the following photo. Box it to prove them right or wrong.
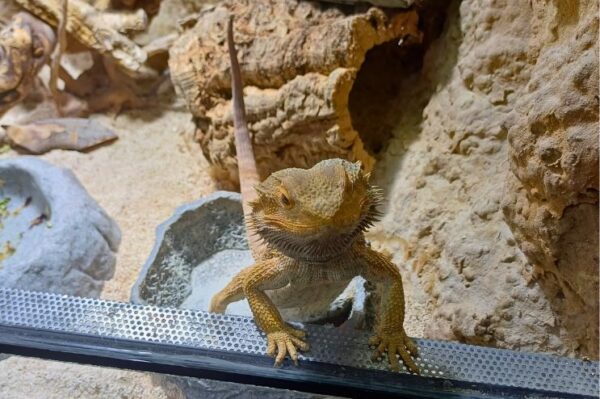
[250,187,384,262]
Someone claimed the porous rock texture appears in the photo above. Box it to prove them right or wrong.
[169,0,421,187]
[369,0,598,359]
[502,1,599,357]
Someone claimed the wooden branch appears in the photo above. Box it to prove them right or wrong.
[49,0,67,114]
[14,0,156,79]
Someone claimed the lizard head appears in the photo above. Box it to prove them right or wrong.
[249,159,382,261]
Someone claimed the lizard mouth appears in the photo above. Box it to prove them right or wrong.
[251,197,382,262]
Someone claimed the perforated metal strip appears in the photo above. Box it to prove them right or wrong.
[0,288,597,397]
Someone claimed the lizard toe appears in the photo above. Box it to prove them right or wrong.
[290,335,309,352]
[274,339,287,367]
[404,335,419,357]
[285,340,299,365]
[286,325,307,338]
[208,295,226,313]
[267,330,309,367]
[370,331,420,373]
[397,346,419,374]
[368,335,381,347]
[266,336,277,357]
[387,344,400,372]
[371,349,382,362]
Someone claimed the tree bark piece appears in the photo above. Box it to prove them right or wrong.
[169,0,420,187]
[320,0,414,7]
[0,12,55,117]
[14,0,156,78]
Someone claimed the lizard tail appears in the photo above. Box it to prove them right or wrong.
[227,16,262,256]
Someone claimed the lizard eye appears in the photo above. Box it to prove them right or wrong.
[279,191,293,208]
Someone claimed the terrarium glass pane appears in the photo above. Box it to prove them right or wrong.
[0,0,597,397]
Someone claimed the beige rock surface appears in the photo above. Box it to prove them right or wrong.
[369,0,598,359]
[502,0,599,357]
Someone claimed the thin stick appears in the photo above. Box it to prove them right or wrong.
[49,0,68,115]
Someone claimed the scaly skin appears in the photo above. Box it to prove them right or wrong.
[210,17,419,373]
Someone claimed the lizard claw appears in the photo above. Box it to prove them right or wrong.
[208,294,226,313]
[369,330,419,373]
[266,327,309,367]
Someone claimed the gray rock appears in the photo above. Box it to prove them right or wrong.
[132,191,368,323]
[131,191,247,308]
[131,191,365,399]
[0,157,120,297]
[181,248,254,315]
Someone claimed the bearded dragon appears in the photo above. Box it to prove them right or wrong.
[209,16,419,374]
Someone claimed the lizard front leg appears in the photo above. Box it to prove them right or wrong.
[361,247,419,373]
[210,258,309,366]
[243,259,309,366]
[209,267,249,313]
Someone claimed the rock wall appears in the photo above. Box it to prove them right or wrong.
[502,0,599,357]
[370,0,598,359]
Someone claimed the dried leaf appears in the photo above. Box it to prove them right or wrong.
[0,241,16,266]
[29,213,48,228]
[0,197,10,218]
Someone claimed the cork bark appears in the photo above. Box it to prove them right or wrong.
[169,0,420,187]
